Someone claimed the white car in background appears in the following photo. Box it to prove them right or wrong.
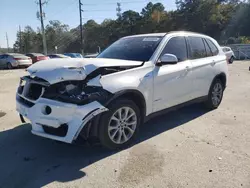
[16,31,228,149]
[221,46,235,64]
[0,53,32,69]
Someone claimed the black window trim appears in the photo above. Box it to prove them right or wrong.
[204,38,219,56]
[158,36,189,63]
[202,38,213,57]
[185,36,192,59]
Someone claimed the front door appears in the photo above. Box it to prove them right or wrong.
[153,36,194,112]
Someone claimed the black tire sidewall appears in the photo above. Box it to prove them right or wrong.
[7,63,12,69]
[98,99,141,150]
[206,79,224,109]
[229,56,234,64]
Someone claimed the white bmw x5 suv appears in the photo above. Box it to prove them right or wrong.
[16,31,228,149]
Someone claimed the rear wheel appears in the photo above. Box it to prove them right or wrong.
[98,99,141,150]
[229,56,234,64]
[205,79,224,109]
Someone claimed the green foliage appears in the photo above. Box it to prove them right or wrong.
[13,1,250,54]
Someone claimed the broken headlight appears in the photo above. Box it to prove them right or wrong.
[43,81,111,105]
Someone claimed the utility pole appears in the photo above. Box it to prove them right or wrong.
[19,25,22,53]
[6,32,9,53]
[116,3,121,18]
[37,0,47,55]
[79,0,84,55]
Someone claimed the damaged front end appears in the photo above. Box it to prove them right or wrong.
[16,74,113,143]
[16,58,144,143]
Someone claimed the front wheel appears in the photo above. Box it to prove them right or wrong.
[205,79,224,110]
[98,99,141,150]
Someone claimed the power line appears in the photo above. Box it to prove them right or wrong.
[50,29,79,48]
[82,0,164,6]
[56,32,80,50]
[83,9,116,12]
[47,0,77,20]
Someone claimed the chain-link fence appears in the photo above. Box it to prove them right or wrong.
[229,44,250,60]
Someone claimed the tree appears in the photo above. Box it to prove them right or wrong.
[12,1,250,54]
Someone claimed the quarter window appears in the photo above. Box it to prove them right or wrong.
[188,37,206,59]
[205,39,219,56]
[203,39,213,57]
[160,37,187,62]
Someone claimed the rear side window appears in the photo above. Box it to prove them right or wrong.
[205,39,219,56]
[188,37,206,59]
[160,37,187,62]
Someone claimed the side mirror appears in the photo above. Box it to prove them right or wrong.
[157,53,178,66]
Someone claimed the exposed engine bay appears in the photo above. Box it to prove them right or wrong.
[19,65,140,105]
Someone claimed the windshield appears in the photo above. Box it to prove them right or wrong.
[97,36,163,62]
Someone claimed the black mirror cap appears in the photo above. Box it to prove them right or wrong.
[156,60,177,66]
[156,61,162,66]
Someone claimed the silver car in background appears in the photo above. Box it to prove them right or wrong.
[0,53,32,69]
[221,46,235,64]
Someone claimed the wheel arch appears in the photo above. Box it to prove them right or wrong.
[80,89,147,140]
[104,89,147,120]
[214,72,227,89]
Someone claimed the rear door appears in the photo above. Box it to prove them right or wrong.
[187,36,216,98]
[153,36,194,112]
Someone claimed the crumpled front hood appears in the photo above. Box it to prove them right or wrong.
[27,58,142,84]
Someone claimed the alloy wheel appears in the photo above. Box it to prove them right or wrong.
[108,107,137,144]
[211,82,223,106]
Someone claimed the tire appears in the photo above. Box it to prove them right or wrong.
[205,79,224,110]
[7,63,13,69]
[98,99,141,150]
[229,56,234,64]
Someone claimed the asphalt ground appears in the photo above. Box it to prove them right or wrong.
[0,61,249,188]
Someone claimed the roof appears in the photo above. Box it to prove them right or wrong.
[123,31,213,39]
[124,33,167,38]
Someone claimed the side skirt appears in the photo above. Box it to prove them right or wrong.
[144,96,208,123]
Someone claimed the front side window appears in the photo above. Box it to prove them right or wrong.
[98,36,163,62]
[160,37,187,62]
[205,39,219,55]
[188,37,206,59]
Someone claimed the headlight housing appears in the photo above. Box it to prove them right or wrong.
[42,81,111,105]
